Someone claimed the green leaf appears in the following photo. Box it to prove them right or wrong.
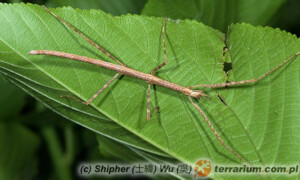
[142,0,286,31]
[0,3,299,179]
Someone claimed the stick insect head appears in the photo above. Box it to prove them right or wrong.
[190,90,207,99]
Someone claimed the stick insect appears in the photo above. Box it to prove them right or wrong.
[28,6,300,166]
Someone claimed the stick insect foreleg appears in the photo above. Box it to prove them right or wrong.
[190,52,300,89]
[41,6,126,105]
[41,5,124,66]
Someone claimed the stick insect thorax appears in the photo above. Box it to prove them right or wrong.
[28,50,207,99]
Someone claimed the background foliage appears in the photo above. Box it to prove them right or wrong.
[0,0,299,180]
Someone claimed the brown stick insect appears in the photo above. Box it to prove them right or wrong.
[28,6,300,165]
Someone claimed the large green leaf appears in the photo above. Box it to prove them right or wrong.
[0,3,299,179]
[142,0,286,31]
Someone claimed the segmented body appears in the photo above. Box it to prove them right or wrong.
[28,50,206,98]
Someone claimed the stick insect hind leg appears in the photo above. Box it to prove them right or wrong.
[187,49,300,165]
[189,51,300,89]
[188,96,251,165]
[42,5,124,105]
[147,17,168,120]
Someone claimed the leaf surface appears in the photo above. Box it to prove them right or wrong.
[0,3,299,179]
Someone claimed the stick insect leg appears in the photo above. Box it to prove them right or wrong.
[151,17,168,75]
[147,18,168,120]
[190,52,300,89]
[150,106,160,118]
[41,5,124,66]
[147,83,161,121]
[147,83,151,121]
[188,96,251,165]
[61,73,120,105]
